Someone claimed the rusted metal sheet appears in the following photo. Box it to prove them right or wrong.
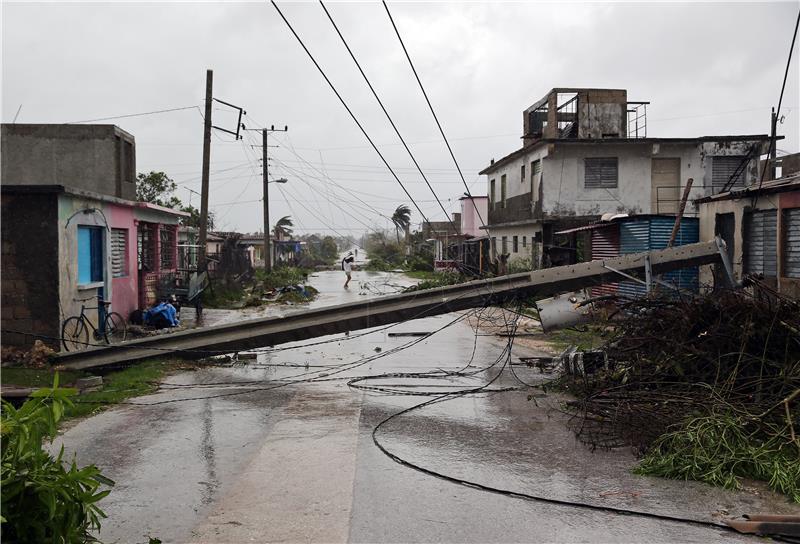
[591,224,619,297]
[726,514,800,538]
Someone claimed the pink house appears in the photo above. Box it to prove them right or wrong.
[459,196,489,237]
[0,123,187,349]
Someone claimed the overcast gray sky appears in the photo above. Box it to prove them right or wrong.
[3,1,798,236]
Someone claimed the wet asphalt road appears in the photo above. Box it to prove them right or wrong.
[54,269,798,543]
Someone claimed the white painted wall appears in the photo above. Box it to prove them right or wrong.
[538,140,758,218]
[488,223,542,269]
[486,147,550,207]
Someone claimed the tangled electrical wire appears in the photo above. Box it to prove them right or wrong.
[29,288,761,534]
[564,278,800,502]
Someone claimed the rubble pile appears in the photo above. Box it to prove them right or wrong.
[566,280,800,500]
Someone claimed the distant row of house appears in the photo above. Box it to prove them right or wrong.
[0,124,305,349]
[424,87,800,298]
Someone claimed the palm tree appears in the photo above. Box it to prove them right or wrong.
[273,216,293,241]
[391,205,411,244]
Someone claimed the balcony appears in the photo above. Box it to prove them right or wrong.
[488,193,537,226]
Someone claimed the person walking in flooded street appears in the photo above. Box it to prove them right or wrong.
[342,253,355,288]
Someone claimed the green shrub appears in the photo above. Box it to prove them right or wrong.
[1,375,115,542]
[365,257,393,271]
[635,411,800,503]
[406,255,433,272]
[254,266,310,291]
[508,257,533,274]
[404,271,467,292]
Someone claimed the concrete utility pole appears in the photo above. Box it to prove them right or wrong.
[198,69,213,271]
[263,128,270,273]
[262,125,288,273]
[770,107,778,180]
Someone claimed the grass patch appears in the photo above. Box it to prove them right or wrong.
[64,360,179,420]
[1,368,87,388]
[544,326,605,351]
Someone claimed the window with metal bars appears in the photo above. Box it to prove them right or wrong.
[584,157,618,189]
[110,228,128,278]
[138,224,155,271]
[160,227,176,269]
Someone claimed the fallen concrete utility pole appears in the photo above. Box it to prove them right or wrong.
[56,239,726,370]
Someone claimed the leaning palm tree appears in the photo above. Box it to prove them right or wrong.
[272,215,293,240]
[391,205,412,244]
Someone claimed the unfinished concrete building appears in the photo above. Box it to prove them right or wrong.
[480,88,773,268]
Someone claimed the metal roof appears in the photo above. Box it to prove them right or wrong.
[554,214,699,235]
[694,175,800,204]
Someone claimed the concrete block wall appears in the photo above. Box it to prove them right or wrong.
[1,124,136,200]
[1,193,61,348]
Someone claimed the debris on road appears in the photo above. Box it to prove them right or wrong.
[726,514,800,539]
[560,278,800,501]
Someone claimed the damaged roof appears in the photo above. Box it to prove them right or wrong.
[694,174,800,204]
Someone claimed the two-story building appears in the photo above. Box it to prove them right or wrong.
[479,88,773,269]
[1,124,186,349]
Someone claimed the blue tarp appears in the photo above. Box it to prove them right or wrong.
[143,302,179,328]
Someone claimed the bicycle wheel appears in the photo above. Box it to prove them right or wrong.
[104,312,128,344]
[62,317,89,352]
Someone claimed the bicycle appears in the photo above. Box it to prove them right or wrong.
[61,296,128,351]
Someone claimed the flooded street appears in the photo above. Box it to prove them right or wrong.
[54,269,796,543]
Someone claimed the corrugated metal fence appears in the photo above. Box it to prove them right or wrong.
[591,225,620,297]
[618,217,699,297]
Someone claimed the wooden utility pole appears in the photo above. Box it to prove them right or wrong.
[667,178,694,248]
[263,128,271,273]
[198,69,213,271]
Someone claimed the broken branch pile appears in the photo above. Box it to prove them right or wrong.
[567,281,800,501]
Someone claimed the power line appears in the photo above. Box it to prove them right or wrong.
[754,7,800,200]
[270,0,431,226]
[66,105,199,124]
[270,132,396,221]
[382,0,489,234]
[272,158,390,221]
[272,158,394,236]
[320,0,459,237]
[776,9,800,118]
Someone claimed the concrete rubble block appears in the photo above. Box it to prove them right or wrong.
[76,376,103,393]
